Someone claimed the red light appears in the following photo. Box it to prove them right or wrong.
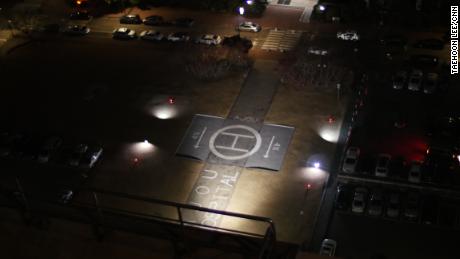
[133,157,139,163]
[304,183,312,190]
[328,115,335,124]
[168,96,175,105]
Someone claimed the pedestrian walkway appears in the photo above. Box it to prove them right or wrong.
[184,60,283,227]
[261,29,303,51]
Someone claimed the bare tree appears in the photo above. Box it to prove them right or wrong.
[185,45,251,81]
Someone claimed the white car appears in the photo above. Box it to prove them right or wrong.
[113,27,136,39]
[342,146,360,173]
[375,154,391,177]
[237,21,261,32]
[352,187,368,213]
[167,32,190,42]
[392,71,407,90]
[80,146,103,169]
[195,34,222,45]
[140,30,164,41]
[307,47,328,56]
[408,161,422,183]
[319,239,337,256]
[63,25,90,35]
[423,72,438,94]
[408,70,423,91]
[337,30,360,41]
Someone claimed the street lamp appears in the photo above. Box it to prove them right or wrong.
[318,5,326,12]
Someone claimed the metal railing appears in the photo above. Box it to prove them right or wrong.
[0,183,277,258]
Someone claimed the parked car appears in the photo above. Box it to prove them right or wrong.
[404,192,420,221]
[195,34,222,45]
[352,187,368,213]
[113,28,136,39]
[380,34,407,48]
[222,35,253,53]
[37,136,63,163]
[337,30,359,41]
[335,184,352,210]
[21,137,42,161]
[412,55,439,69]
[368,189,384,216]
[438,203,458,227]
[120,14,142,24]
[237,21,261,32]
[0,132,23,158]
[173,17,194,27]
[386,192,401,218]
[319,239,337,256]
[421,196,439,225]
[408,70,423,91]
[63,25,90,36]
[80,146,103,169]
[69,10,91,20]
[57,189,74,204]
[375,154,391,177]
[408,161,422,183]
[143,15,165,26]
[392,71,407,90]
[167,32,190,42]
[413,38,444,50]
[308,46,328,56]
[423,73,438,94]
[342,147,360,173]
[68,144,88,167]
[40,23,60,33]
[140,30,164,41]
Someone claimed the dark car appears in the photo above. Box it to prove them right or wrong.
[335,184,352,210]
[222,35,253,53]
[69,10,91,20]
[411,55,439,69]
[173,17,194,27]
[41,23,60,33]
[120,14,142,24]
[380,34,407,48]
[386,192,401,218]
[0,132,24,158]
[413,39,444,50]
[63,25,90,36]
[404,192,420,221]
[421,196,439,225]
[143,15,167,26]
[438,203,458,227]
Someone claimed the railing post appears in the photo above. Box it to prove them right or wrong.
[175,206,187,255]
[15,177,31,224]
[92,191,105,241]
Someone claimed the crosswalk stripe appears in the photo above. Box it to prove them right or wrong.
[260,29,302,51]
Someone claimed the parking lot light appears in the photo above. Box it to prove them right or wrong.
[246,0,253,4]
[239,7,245,16]
[313,162,321,169]
[318,5,326,12]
